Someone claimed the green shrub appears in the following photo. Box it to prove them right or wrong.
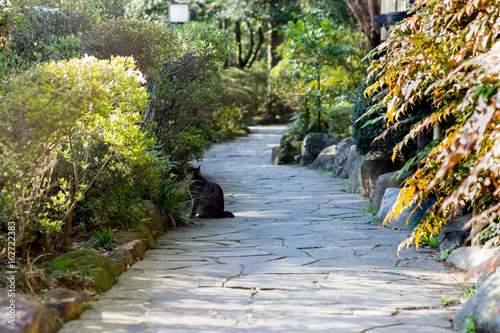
[82,18,177,79]
[1,0,126,79]
[83,19,236,166]
[351,77,409,156]
[0,56,156,258]
[221,65,268,117]
[327,100,353,139]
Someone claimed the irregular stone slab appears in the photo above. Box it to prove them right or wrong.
[60,126,467,333]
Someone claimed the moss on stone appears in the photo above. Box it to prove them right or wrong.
[46,249,116,292]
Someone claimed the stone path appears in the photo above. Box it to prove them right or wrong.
[60,125,467,333]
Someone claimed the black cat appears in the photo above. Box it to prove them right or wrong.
[186,166,234,218]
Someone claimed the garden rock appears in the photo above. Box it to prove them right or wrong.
[300,133,340,165]
[377,187,434,229]
[0,293,59,333]
[40,288,90,322]
[454,270,500,332]
[438,214,471,253]
[309,145,337,170]
[370,169,414,213]
[120,239,148,262]
[144,200,164,233]
[46,249,116,292]
[361,156,401,199]
[272,141,300,165]
[447,246,500,271]
[113,231,148,244]
[347,145,363,193]
[332,137,353,179]
[107,247,135,276]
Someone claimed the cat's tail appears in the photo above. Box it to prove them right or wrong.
[220,211,235,218]
[200,211,235,218]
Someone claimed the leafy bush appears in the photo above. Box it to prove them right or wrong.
[327,100,352,139]
[351,77,414,156]
[83,19,235,166]
[1,0,126,79]
[0,56,156,258]
[367,0,500,251]
[222,65,269,117]
[82,18,177,79]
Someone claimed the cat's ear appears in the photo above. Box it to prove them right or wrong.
[196,165,201,171]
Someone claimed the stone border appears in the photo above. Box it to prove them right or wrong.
[0,237,150,333]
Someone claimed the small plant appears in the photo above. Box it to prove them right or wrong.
[458,282,476,303]
[91,227,115,251]
[463,314,476,333]
[421,234,440,248]
[151,179,194,228]
[365,205,375,214]
[313,167,323,171]
[364,205,378,224]
[440,296,455,306]
[373,242,384,248]
[435,250,451,261]
[341,183,349,192]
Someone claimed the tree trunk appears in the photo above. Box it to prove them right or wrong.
[267,22,283,70]
[344,0,381,49]
[234,20,256,68]
[266,23,284,113]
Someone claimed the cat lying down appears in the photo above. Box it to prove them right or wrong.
[186,166,235,218]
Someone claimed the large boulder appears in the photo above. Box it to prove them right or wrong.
[360,155,401,199]
[438,214,471,253]
[370,170,414,212]
[447,246,500,271]
[454,270,500,332]
[310,145,337,170]
[0,293,59,333]
[272,141,301,165]
[377,188,434,229]
[46,249,116,292]
[332,137,354,179]
[300,133,340,165]
[347,145,363,193]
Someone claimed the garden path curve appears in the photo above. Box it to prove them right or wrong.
[60,125,466,333]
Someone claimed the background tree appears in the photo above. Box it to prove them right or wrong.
[272,4,368,140]
[343,0,380,49]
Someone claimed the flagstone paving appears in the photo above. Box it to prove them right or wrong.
[60,125,468,333]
